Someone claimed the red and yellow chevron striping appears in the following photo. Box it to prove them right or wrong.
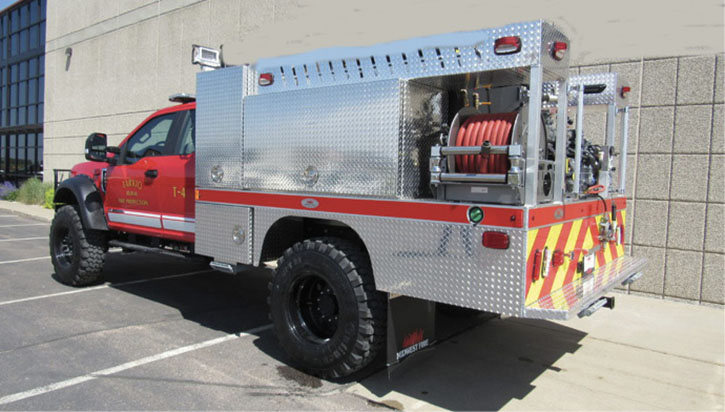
[525,210,626,306]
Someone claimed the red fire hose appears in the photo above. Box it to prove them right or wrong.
[454,112,517,174]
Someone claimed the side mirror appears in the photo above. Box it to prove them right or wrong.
[84,133,108,162]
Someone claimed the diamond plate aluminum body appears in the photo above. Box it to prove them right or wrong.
[524,255,647,320]
[568,73,629,107]
[252,21,568,94]
[195,202,252,264]
[253,206,526,316]
[243,79,443,198]
[196,66,246,189]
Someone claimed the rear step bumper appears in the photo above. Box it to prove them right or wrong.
[523,255,647,320]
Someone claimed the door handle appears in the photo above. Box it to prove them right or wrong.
[145,169,158,178]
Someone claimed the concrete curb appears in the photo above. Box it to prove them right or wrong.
[0,200,54,222]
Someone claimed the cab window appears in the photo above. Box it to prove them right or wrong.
[123,113,175,163]
[176,110,195,155]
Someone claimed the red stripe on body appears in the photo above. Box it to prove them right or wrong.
[197,189,525,228]
[529,197,627,228]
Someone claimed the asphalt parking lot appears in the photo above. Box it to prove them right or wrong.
[0,212,385,411]
[0,209,723,411]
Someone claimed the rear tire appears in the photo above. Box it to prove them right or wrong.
[49,205,106,286]
[268,237,385,379]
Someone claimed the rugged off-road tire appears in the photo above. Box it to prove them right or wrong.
[49,205,107,286]
[268,237,386,379]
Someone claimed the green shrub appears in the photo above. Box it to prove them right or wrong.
[4,189,18,201]
[44,187,55,209]
[15,178,53,206]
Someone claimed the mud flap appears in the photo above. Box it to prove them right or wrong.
[386,295,436,373]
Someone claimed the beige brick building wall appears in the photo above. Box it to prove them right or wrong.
[43,0,725,304]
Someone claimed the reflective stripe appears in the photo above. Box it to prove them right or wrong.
[108,210,162,229]
[161,215,195,233]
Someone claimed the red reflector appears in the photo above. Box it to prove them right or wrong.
[620,86,631,98]
[494,36,521,55]
[532,249,542,281]
[482,231,509,249]
[552,250,565,267]
[551,41,567,61]
[259,73,274,86]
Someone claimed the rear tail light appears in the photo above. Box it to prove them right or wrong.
[494,36,521,55]
[482,231,509,249]
[258,73,274,86]
[551,41,567,61]
[532,249,542,281]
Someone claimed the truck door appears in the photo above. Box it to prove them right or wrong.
[105,112,181,238]
[156,109,196,242]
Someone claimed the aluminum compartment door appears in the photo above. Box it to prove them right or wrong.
[195,202,252,265]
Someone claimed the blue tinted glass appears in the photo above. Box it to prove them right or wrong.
[30,0,39,23]
[28,105,36,124]
[18,134,24,146]
[20,6,29,28]
[2,15,7,36]
[19,81,26,105]
[2,39,6,61]
[20,29,27,53]
[39,55,44,74]
[18,107,25,124]
[9,109,15,126]
[19,61,27,80]
[10,83,17,106]
[38,76,43,101]
[11,10,19,32]
[37,103,42,121]
[10,33,18,57]
[29,24,38,49]
[1,87,6,106]
[29,58,37,77]
[39,22,44,46]
[10,64,17,82]
[40,0,45,20]
[28,79,36,103]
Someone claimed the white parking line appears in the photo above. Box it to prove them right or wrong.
[0,256,50,265]
[0,237,47,242]
[0,269,213,306]
[0,323,273,405]
[0,223,48,228]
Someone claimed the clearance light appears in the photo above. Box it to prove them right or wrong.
[259,73,274,86]
[494,36,521,55]
[482,231,509,249]
[551,41,567,61]
[620,86,631,98]
[552,249,565,267]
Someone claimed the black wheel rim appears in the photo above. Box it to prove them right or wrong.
[53,226,74,269]
[291,273,339,343]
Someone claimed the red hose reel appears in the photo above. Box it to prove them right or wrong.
[453,112,517,175]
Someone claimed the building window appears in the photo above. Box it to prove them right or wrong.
[0,0,45,182]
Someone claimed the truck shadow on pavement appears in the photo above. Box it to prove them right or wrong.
[88,251,587,411]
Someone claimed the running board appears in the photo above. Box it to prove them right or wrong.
[108,240,189,259]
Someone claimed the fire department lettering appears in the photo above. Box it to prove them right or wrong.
[122,179,143,190]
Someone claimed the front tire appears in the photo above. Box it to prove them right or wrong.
[268,237,385,379]
[49,205,106,286]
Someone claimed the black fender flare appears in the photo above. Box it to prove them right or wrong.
[53,175,109,231]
